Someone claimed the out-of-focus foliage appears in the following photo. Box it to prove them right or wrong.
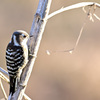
[0,0,100,100]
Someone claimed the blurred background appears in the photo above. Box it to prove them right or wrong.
[0,0,100,100]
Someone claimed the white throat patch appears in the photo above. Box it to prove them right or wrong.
[13,35,20,46]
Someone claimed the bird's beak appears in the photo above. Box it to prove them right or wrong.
[30,35,33,37]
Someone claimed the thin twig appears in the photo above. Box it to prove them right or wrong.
[71,21,86,52]
[0,72,9,83]
[47,2,100,19]
[46,20,86,54]
[46,2,100,55]
[82,3,100,21]
[0,67,9,76]
[46,15,87,55]
[23,93,32,100]
[93,13,100,20]
[0,79,8,100]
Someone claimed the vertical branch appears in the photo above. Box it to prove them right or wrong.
[10,0,52,100]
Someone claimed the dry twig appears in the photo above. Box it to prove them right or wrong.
[0,79,8,100]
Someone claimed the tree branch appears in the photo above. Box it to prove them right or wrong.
[9,0,52,100]
[47,2,100,19]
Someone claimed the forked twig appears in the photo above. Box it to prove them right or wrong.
[46,21,86,55]
[82,3,100,21]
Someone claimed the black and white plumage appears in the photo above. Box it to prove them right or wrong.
[6,30,29,96]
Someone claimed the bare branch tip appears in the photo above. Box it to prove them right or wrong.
[46,50,51,55]
[93,13,100,21]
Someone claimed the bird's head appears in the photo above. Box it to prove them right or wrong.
[11,30,29,46]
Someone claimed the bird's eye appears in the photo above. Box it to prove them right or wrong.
[23,35,26,38]
[22,34,26,38]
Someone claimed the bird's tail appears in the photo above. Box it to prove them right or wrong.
[9,76,18,96]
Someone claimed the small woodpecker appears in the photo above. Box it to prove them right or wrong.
[6,30,29,96]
